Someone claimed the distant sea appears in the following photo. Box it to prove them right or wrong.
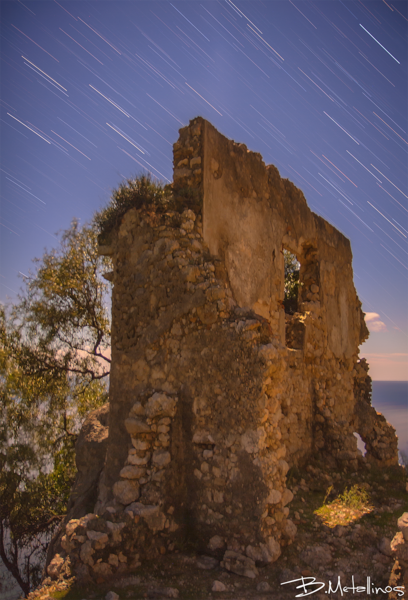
[371,380,408,460]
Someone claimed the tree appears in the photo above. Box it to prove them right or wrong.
[0,219,111,595]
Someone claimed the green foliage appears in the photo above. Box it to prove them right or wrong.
[338,484,371,510]
[323,484,334,505]
[95,174,204,242]
[283,249,301,313]
[0,219,111,595]
[95,174,171,239]
[315,483,373,528]
[12,220,111,382]
[0,446,75,593]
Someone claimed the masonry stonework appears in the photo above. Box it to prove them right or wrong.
[47,117,399,584]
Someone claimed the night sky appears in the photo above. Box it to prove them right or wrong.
[1,0,407,379]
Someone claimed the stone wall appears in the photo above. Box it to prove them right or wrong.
[97,203,294,563]
[46,117,399,585]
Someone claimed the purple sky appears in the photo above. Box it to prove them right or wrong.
[1,1,407,379]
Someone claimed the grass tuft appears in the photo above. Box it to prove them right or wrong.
[315,484,373,527]
[338,484,371,509]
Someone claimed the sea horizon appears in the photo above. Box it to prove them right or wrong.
[371,380,408,459]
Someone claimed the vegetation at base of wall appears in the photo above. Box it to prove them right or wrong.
[339,484,371,509]
[0,219,111,596]
[314,484,373,527]
[95,174,203,242]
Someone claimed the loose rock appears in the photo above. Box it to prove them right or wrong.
[212,580,227,592]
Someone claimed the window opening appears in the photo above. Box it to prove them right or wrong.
[353,432,367,456]
[284,249,301,314]
[283,244,321,349]
[283,249,305,350]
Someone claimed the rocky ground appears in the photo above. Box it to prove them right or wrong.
[28,459,407,600]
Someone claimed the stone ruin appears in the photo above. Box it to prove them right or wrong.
[46,117,399,583]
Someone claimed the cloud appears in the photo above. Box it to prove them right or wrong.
[364,312,387,332]
[364,312,379,322]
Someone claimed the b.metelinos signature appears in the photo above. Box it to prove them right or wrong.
[281,575,405,597]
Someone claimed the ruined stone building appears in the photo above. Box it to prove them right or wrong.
[48,117,399,583]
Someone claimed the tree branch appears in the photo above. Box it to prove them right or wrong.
[0,521,29,597]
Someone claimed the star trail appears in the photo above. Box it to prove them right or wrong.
[1,0,407,379]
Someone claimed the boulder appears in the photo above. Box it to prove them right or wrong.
[221,550,258,578]
[47,554,65,579]
[208,535,225,551]
[212,580,227,592]
[284,519,297,541]
[113,480,140,505]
